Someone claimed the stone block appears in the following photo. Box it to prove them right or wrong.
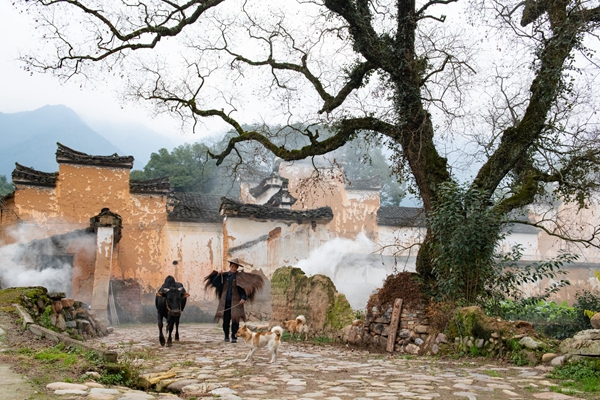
[53,300,63,313]
[574,329,600,340]
[405,343,420,355]
[560,337,600,356]
[47,292,66,300]
[519,336,543,350]
[61,298,75,308]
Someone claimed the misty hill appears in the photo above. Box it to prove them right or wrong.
[0,105,180,180]
[82,119,176,168]
[0,105,122,179]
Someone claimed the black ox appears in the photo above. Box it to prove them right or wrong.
[155,275,189,347]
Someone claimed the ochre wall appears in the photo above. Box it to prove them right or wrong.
[280,163,379,238]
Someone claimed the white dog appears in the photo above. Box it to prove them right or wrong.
[236,325,284,363]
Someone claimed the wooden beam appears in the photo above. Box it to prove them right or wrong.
[386,298,403,353]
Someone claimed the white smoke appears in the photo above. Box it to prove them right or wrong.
[0,224,93,295]
[295,232,393,310]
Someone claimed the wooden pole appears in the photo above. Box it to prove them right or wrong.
[386,298,403,353]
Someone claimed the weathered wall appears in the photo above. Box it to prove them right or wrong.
[224,217,332,277]
[536,203,600,263]
[280,163,379,238]
[160,221,223,307]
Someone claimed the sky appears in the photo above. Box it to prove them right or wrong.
[0,2,201,143]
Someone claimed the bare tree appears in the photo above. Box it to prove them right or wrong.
[15,0,600,283]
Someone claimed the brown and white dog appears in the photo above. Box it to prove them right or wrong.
[282,315,306,340]
[236,325,284,364]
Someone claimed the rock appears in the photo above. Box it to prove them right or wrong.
[61,298,75,308]
[550,356,565,367]
[430,344,439,355]
[47,382,89,391]
[541,353,558,363]
[436,333,447,343]
[398,329,411,339]
[167,379,201,393]
[405,343,420,355]
[591,313,600,329]
[47,292,66,300]
[519,336,543,350]
[414,324,429,334]
[560,337,600,356]
[574,329,600,340]
[182,382,222,394]
[55,314,67,330]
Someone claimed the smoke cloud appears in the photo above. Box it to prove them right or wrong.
[0,224,94,295]
[295,232,403,310]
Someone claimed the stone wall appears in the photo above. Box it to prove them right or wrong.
[341,298,442,355]
[270,266,354,336]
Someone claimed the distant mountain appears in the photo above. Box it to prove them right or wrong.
[82,118,176,169]
[0,105,122,179]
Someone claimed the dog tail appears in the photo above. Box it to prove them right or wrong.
[296,315,306,324]
[271,326,284,337]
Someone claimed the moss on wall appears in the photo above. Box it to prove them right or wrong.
[270,266,354,337]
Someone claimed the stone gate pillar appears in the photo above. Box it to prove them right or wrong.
[89,208,122,325]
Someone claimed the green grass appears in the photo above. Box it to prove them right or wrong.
[33,346,78,368]
[480,370,502,378]
[547,359,600,395]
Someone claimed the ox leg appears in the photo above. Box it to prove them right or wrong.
[174,317,180,342]
[166,319,174,347]
[158,314,165,347]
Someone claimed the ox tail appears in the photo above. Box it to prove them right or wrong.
[296,315,306,324]
[271,326,284,337]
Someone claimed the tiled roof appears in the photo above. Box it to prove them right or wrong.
[130,176,171,194]
[377,206,426,227]
[167,193,223,223]
[12,163,58,187]
[220,197,333,222]
[56,142,134,169]
[249,173,284,198]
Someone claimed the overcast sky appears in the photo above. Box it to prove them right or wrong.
[0,2,204,142]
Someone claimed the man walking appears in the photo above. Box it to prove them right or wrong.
[204,258,264,343]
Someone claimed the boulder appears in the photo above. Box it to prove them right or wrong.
[560,335,600,356]
[591,313,600,329]
[270,266,354,336]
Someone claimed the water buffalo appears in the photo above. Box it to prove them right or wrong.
[155,275,189,347]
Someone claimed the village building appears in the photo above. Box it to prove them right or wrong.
[0,143,599,324]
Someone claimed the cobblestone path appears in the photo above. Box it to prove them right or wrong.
[79,323,586,400]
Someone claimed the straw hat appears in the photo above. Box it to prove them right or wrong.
[228,258,244,268]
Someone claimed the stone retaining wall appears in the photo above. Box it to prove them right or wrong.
[340,299,444,355]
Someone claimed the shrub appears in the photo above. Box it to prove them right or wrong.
[492,300,579,339]
[429,182,574,309]
[574,289,600,331]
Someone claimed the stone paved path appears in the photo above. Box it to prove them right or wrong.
[69,323,586,400]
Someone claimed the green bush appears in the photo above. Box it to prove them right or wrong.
[429,182,573,308]
[493,300,580,340]
[574,289,600,331]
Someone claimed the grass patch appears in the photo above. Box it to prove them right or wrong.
[310,335,334,345]
[547,359,600,395]
[480,370,502,378]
